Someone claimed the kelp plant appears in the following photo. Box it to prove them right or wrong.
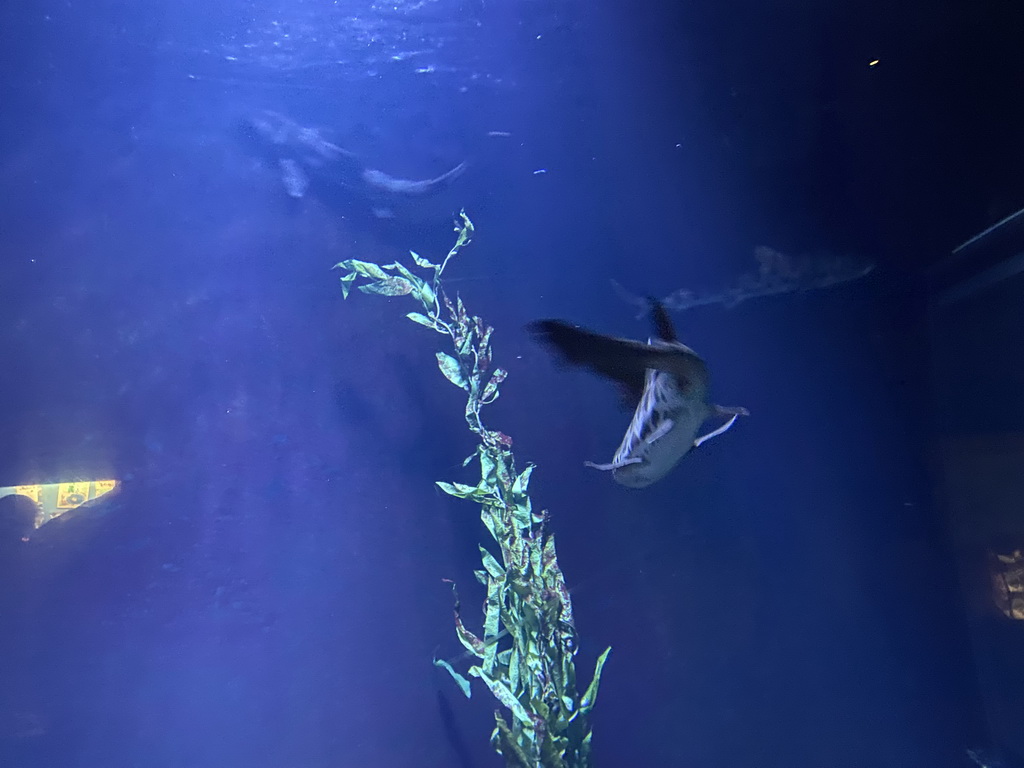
[335,212,610,767]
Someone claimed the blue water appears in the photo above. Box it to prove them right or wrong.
[0,0,1021,765]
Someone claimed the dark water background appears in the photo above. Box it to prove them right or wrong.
[0,0,1021,765]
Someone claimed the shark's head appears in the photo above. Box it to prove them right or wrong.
[238,110,342,160]
[238,110,291,151]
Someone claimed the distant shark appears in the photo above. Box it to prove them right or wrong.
[529,301,747,488]
[614,245,875,317]
[241,109,467,218]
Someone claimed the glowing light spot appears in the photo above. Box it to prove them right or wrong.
[868,59,880,67]
[0,480,120,528]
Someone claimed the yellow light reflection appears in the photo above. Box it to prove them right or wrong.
[0,480,119,528]
[991,550,1024,620]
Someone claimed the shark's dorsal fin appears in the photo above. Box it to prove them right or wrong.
[648,299,677,342]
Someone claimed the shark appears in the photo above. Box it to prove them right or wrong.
[241,109,467,218]
[529,301,748,488]
[614,245,875,318]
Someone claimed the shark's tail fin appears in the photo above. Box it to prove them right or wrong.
[361,161,469,197]
[431,160,469,187]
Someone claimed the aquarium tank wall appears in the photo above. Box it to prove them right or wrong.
[0,0,1021,766]
[928,211,1024,765]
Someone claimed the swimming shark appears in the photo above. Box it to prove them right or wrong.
[614,245,875,318]
[241,109,467,218]
[529,301,748,488]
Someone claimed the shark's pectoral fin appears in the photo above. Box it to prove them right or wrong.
[279,158,309,198]
[584,457,643,472]
[527,320,706,406]
[693,416,738,448]
[693,405,749,448]
[715,405,750,418]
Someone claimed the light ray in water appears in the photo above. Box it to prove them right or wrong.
[952,205,1024,255]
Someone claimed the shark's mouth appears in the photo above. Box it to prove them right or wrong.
[587,368,682,472]
[585,367,746,489]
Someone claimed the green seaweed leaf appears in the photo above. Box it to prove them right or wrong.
[477,669,532,727]
[493,716,535,768]
[360,276,416,296]
[339,274,357,299]
[481,368,507,403]
[436,352,469,390]
[385,261,434,308]
[479,545,505,579]
[579,647,612,716]
[479,450,498,486]
[433,657,472,698]
[406,312,436,329]
[511,465,534,498]
[333,259,390,280]
[436,482,499,506]
[410,250,438,269]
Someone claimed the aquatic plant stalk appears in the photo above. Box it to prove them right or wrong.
[335,212,610,767]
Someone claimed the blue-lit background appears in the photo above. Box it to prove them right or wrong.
[1,0,1021,765]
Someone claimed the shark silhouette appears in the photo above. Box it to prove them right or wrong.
[614,246,875,317]
[529,301,747,488]
[241,109,467,218]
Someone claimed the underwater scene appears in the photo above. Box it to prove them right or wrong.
[0,0,1022,766]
